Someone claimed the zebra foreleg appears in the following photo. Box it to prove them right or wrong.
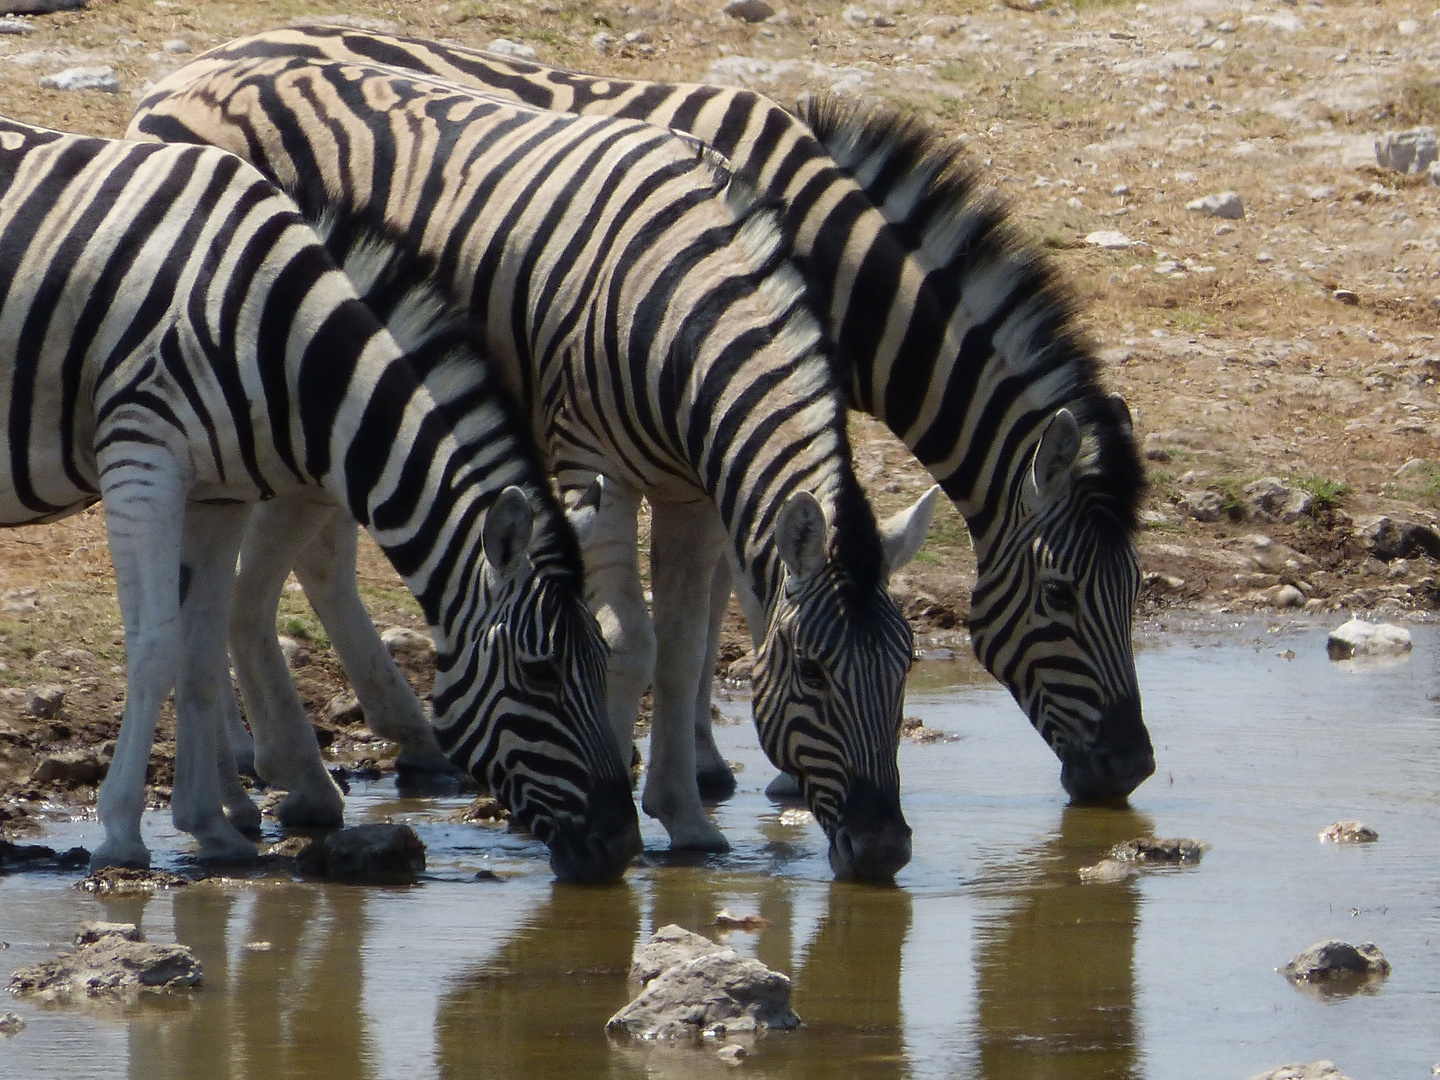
[566,477,656,767]
[293,506,454,774]
[645,499,730,852]
[171,502,261,861]
[230,498,346,827]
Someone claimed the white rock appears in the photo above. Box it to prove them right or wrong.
[1186,190,1244,219]
[843,5,870,26]
[0,18,36,33]
[39,66,120,93]
[1085,230,1134,249]
[1375,128,1437,175]
[1325,619,1413,660]
[487,38,537,60]
[161,39,190,53]
[380,625,435,659]
[591,30,616,52]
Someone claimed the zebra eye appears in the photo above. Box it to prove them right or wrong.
[1042,579,1078,618]
[796,658,826,690]
[520,654,562,693]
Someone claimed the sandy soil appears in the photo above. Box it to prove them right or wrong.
[2,0,1438,829]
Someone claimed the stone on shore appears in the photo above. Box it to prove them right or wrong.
[1319,821,1378,843]
[39,66,119,92]
[1281,940,1390,991]
[1244,1063,1355,1080]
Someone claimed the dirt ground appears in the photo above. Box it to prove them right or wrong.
[3,0,1439,832]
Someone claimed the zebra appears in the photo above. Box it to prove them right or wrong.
[130,56,936,880]
[171,25,1156,803]
[0,116,639,882]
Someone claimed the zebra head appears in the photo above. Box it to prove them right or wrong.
[432,486,642,884]
[752,487,938,882]
[968,404,1154,802]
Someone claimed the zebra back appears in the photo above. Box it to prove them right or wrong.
[169,25,1154,800]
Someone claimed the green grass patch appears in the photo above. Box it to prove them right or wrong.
[1293,475,1351,513]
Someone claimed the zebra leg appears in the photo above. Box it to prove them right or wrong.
[171,502,261,861]
[693,541,738,801]
[230,498,346,827]
[292,506,453,774]
[567,477,656,766]
[644,499,729,852]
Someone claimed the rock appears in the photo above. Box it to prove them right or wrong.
[446,795,510,824]
[275,634,303,666]
[74,921,141,946]
[1183,490,1225,522]
[380,626,434,659]
[1185,190,1244,219]
[288,14,397,32]
[24,683,65,719]
[0,1011,25,1035]
[1281,940,1390,989]
[486,38,537,60]
[1332,288,1360,305]
[160,38,190,52]
[1326,619,1413,660]
[295,823,426,883]
[1319,821,1378,843]
[1266,584,1305,608]
[9,933,201,999]
[0,18,35,32]
[714,909,769,931]
[1375,127,1438,175]
[726,655,755,681]
[590,30,616,52]
[631,924,726,985]
[1355,515,1440,561]
[717,1042,748,1065]
[1078,858,1136,883]
[1244,1064,1356,1080]
[0,840,89,872]
[900,716,957,743]
[1085,230,1135,249]
[1110,836,1209,863]
[777,807,814,826]
[32,751,105,787]
[39,66,119,93]
[76,867,189,895]
[324,692,364,725]
[2,0,86,11]
[1239,534,1313,574]
[842,5,870,26]
[723,0,774,21]
[1243,477,1312,523]
[608,932,800,1040]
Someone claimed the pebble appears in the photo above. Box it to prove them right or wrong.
[1085,230,1134,249]
[380,626,433,659]
[1332,288,1359,305]
[0,1011,24,1035]
[1245,1064,1356,1080]
[39,66,120,93]
[486,38,537,60]
[723,0,774,21]
[0,18,35,33]
[161,39,190,53]
[24,684,65,719]
[1185,190,1245,219]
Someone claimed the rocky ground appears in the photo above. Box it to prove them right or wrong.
[2,0,1439,830]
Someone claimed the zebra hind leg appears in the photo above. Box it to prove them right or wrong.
[293,506,454,775]
[171,502,260,861]
[693,535,738,802]
[644,499,730,852]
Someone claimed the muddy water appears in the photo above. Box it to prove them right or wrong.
[2,621,1437,1079]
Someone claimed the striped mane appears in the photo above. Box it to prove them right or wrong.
[311,212,586,581]
[796,94,1144,535]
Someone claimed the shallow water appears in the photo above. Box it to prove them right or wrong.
[2,620,1437,1079]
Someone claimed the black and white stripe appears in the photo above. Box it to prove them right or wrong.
[131,51,923,878]
[0,117,637,881]
[163,25,1153,800]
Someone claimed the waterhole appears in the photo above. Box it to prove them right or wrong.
[1,619,1436,1078]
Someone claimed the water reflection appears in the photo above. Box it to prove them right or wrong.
[972,806,1153,1080]
[124,882,371,1080]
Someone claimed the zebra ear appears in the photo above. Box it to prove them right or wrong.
[776,491,828,582]
[880,484,940,575]
[483,486,534,577]
[1028,408,1082,506]
[564,475,605,545]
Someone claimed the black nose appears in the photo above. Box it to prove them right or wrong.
[827,778,912,882]
[1059,696,1155,802]
[546,780,642,884]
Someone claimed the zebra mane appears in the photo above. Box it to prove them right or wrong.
[694,149,891,600]
[308,211,586,579]
[796,94,1144,534]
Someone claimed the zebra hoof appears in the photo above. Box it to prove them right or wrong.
[696,764,738,802]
